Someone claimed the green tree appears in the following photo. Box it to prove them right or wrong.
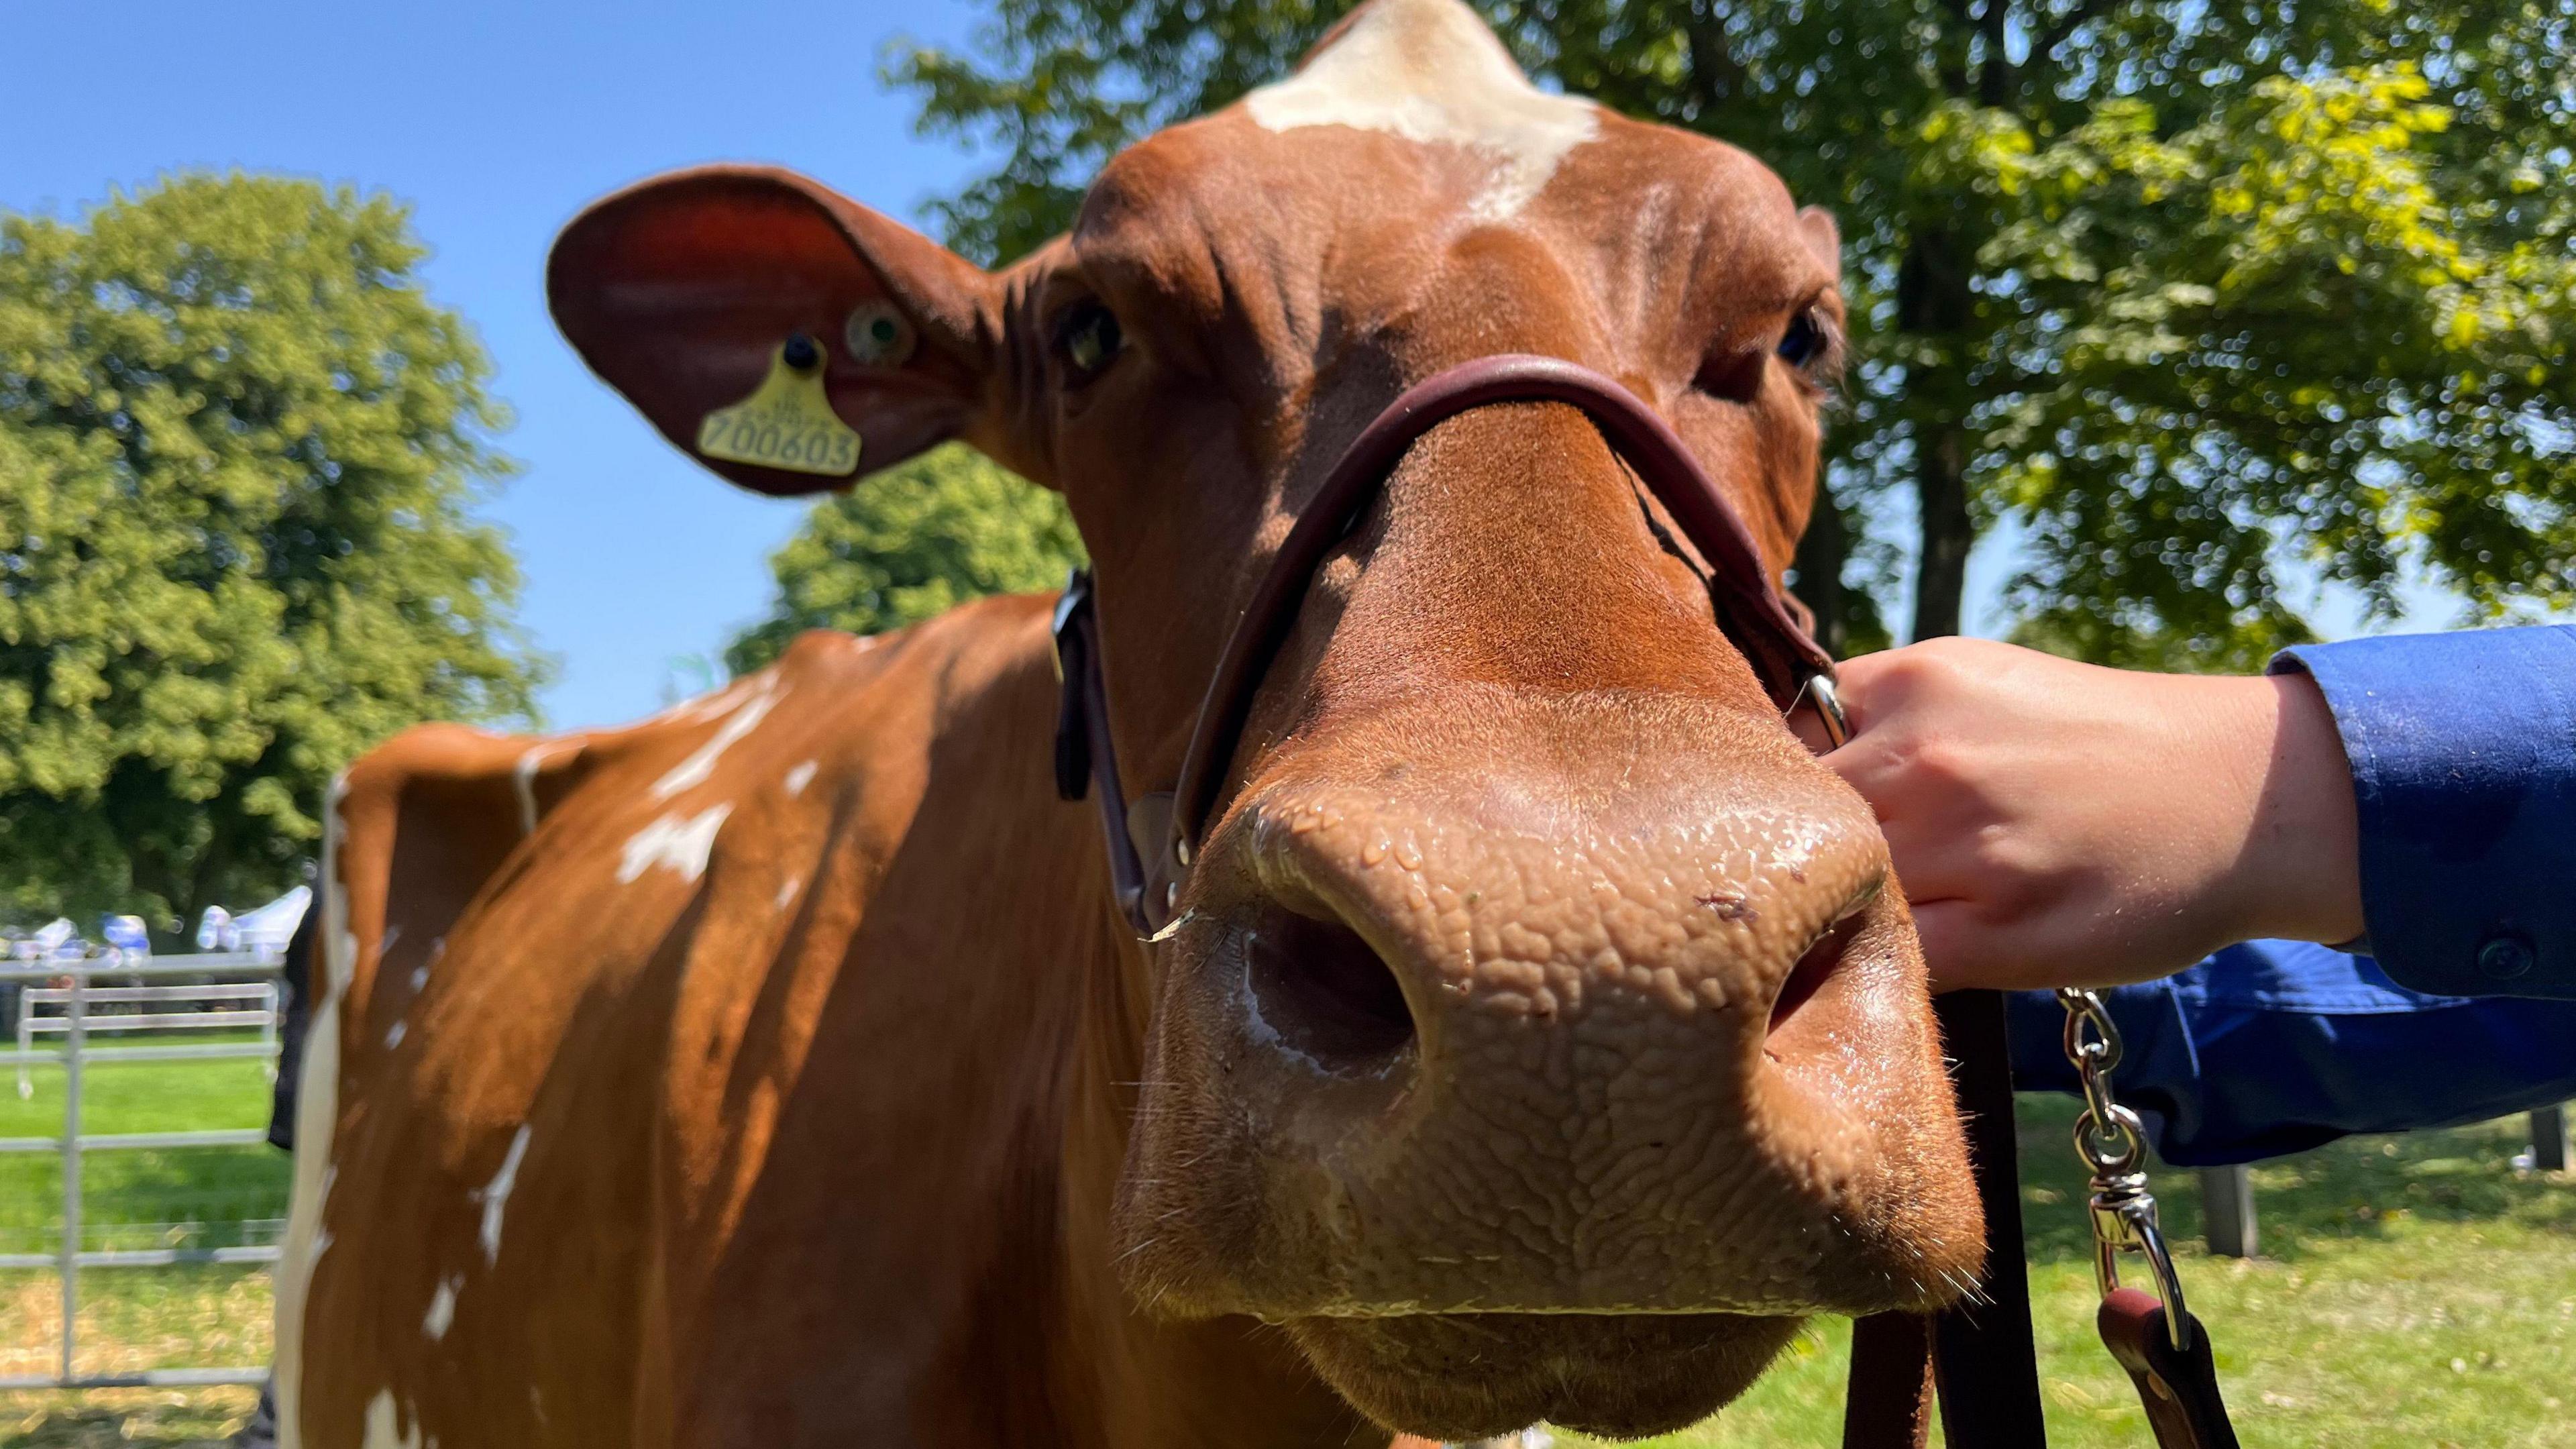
[726,443,1085,674]
[892,0,2576,662]
[0,174,543,936]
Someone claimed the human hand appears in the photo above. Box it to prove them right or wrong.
[1805,637,2365,993]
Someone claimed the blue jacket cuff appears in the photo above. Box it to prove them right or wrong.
[2272,626,2576,1000]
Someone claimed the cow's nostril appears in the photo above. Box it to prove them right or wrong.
[1244,908,1417,1068]
[1769,910,1866,1034]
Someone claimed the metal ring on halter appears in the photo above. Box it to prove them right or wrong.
[1794,672,1850,750]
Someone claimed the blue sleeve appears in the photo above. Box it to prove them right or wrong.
[2271,625,2576,1000]
[2009,941,2576,1165]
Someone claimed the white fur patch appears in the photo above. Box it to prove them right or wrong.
[784,759,818,798]
[421,1275,461,1340]
[619,804,734,885]
[1244,0,1597,223]
[476,1125,533,1266]
[272,774,354,1449]
[651,680,783,802]
[513,740,580,836]
[362,1389,424,1449]
[775,875,802,911]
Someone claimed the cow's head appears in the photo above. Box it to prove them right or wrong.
[549,0,1981,1436]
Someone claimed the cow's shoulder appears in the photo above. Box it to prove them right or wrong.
[327,592,1063,1039]
[292,597,1079,1446]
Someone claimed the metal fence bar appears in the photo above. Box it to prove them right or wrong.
[0,951,282,979]
[23,984,274,1005]
[0,1368,271,1391]
[0,1128,274,1154]
[58,963,85,1383]
[0,1246,283,1270]
[1,951,285,1391]
[23,1012,275,1033]
[3,1042,279,1068]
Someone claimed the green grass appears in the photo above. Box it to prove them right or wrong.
[1561,1096,2576,1449]
[1,1059,2569,1448]
[2,1026,286,1438]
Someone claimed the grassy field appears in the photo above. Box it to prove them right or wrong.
[3,1030,283,1448]
[0,1040,2567,1448]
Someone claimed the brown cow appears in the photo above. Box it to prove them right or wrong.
[271,0,1982,1444]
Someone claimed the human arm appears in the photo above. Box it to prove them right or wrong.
[1810,635,2362,992]
[1816,628,2576,998]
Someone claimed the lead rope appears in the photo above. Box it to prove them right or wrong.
[2057,989,2243,1449]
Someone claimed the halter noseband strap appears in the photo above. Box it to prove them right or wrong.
[1051,352,1845,940]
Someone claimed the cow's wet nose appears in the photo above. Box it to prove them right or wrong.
[1120,702,1980,1320]
[1210,750,1893,1089]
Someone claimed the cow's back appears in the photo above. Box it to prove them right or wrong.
[277,594,1119,1449]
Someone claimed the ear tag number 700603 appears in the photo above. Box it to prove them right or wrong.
[696,338,862,478]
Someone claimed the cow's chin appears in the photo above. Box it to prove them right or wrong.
[1285,1310,1801,1441]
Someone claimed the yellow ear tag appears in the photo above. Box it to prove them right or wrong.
[696,335,862,478]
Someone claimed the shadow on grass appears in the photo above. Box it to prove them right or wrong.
[3,1386,256,1448]
[2012,1091,2575,1263]
[0,1148,289,1254]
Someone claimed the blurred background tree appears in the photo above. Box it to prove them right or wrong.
[725,443,1083,674]
[890,0,2576,667]
[0,173,543,937]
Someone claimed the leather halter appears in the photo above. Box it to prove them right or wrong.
[1051,352,1844,939]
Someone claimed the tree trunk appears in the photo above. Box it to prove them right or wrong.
[1913,426,1972,641]
[1897,224,1979,643]
[1791,474,1853,659]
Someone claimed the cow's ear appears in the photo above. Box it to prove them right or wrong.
[1795,206,1842,279]
[548,166,997,496]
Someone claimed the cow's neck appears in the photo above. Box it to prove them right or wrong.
[1041,902,1382,1448]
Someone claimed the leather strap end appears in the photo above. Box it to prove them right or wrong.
[2098,1289,2242,1449]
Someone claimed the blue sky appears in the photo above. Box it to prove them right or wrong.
[5,0,998,729]
[5,1,2455,729]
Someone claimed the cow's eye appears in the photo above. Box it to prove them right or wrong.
[1054,302,1124,386]
[1777,308,1827,368]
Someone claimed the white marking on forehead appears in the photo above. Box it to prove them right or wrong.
[619,804,734,884]
[784,759,818,798]
[421,1275,460,1340]
[1244,0,1598,223]
[651,681,784,802]
[476,1125,533,1266]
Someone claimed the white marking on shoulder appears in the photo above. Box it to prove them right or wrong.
[1243,0,1597,222]
[651,680,784,801]
[619,804,735,885]
[784,759,819,798]
[513,739,581,835]
[476,1124,533,1266]
[362,1389,425,1449]
[421,1274,461,1340]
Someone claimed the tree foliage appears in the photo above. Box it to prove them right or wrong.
[0,174,543,932]
[892,0,2576,662]
[726,444,1085,674]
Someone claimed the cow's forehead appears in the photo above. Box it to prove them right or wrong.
[1068,0,1822,328]
[1240,0,1599,225]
